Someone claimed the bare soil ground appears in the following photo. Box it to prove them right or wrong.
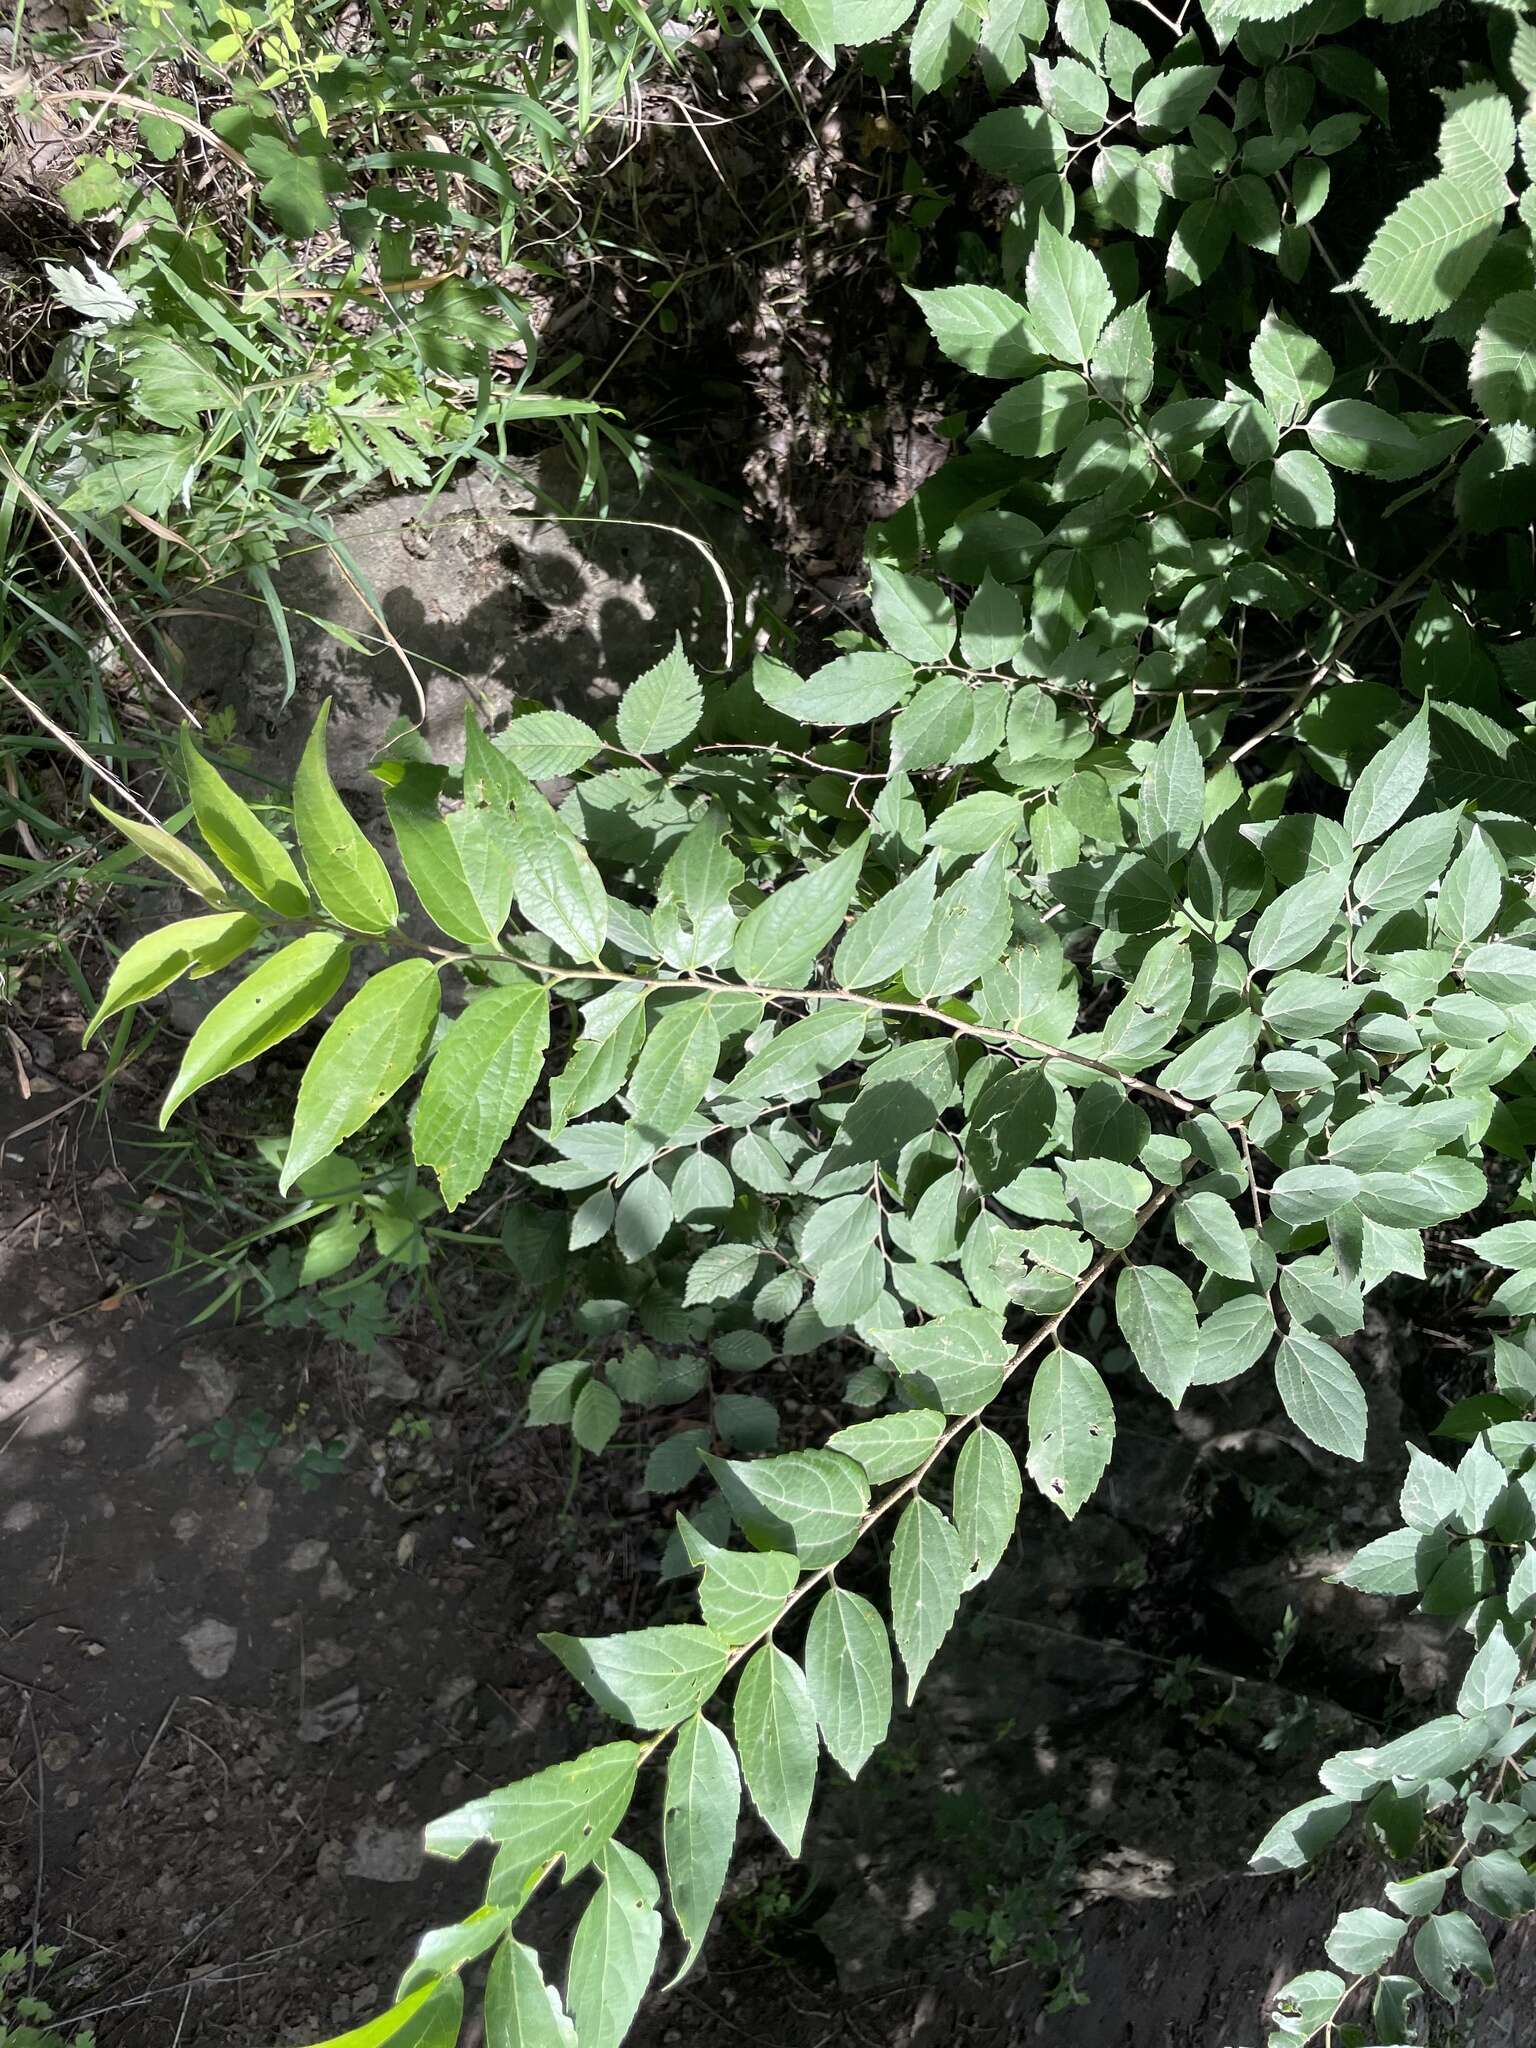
[5,1022,1535,2046]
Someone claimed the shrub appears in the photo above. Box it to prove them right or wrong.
[81,0,1536,2042]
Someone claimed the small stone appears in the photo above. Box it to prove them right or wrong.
[42,1733,80,1770]
[286,1539,330,1573]
[179,1344,237,1417]
[365,1353,421,1404]
[343,1823,422,1884]
[302,1638,353,1680]
[172,1509,201,1543]
[180,1617,238,1679]
[318,1559,352,1603]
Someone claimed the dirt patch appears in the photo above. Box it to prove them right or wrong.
[6,1035,1534,2046]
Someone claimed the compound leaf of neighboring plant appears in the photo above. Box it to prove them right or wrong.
[180,732,310,916]
[160,930,351,1125]
[414,981,551,1210]
[281,958,441,1188]
[293,702,398,934]
[616,637,703,755]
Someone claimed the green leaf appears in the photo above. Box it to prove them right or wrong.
[244,130,345,236]
[484,1938,575,2047]
[565,1840,661,2048]
[281,960,441,1189]
[909,284,1040,378]
[1325,1907,1407,1975]
[705,1450,870,1568]
[414,982,551,1210]
[976,371,1090,457]
[1305,400,1445,478]
[777,0,917,62]
[678,1514,799,1641]
[963,104,1069,184]
[1136,699,1204,861]
[1026,1346,1114,1518]
[294,702,398,935]
[1174,1191,1252,1281]
[883,1308,1011,1413]
[160,932,351,1125]
[543,1625,729,1730]
[385,767,514,948]
[733,1645,818,1855]
[627,996,723,1133]
[1470,289,1536,425]
[889,1495,965,1701]
[571,1380,620,1455]
[733,834,868,989]
[1248,870,1348,971]
[1133,64,1220,133]
[755,651,915,726]
[1035,54,1108,133]
[869,563,957,664]
[804,1588,892,1777]
[1354,809,1460,913]
[663,1714,739,1984]
[616,637,703,754]
[834,853,940,990]
[1275,1331,1367,1460]
[653,820,742,972]
[494,709,602,780]
[826,1409,944,1483]
[908,847,1011,1000]
[1462,939,1536,1003]
[91,799,228,905]
[1271,448,1336,526]
[426,1740,641,1875]
[952,1425,1021,1587]
[84,911,262,1046]
[1344,704,1431,845]
[509,798,610,963]
[729,1005,868,1101]
[1025,219,1114,364]
[1436,826,1502,944]
[180,734,308,916]
[1115,1263,1200,1406]
[1250,310,1334,428]
[1191,1294,1276,1386]
[1347,174,1508,324]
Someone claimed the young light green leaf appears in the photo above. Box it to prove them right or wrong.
[385,766,514,948]
[1344,703,1431,845]
[734,1645,818,1855]
[565,1839,661,2048]
[952,1424,1021,1587]
[293,701,398,934]
[160,931,350,1125]
[280,958,441,1189]
[909,283,1039,378]
[1275,1331,1367,1460]
[733,834,868,989]
[91,799,228,905]
[754,652,915,726]
[616,636,703,755]
[414,981,551,1210]
[180,732,309,916]
[84,911,262,1045]
[890,1495,965,1702]
[663,1713,739,1985]
[1026,1346,1114,1519]
[729,1005,868,1101]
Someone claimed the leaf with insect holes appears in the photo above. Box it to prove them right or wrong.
[1027,1347,1114,1518]
[160,932,351,1125]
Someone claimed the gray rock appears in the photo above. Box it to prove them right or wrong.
[343,1822,422,1884]
[161,454,786,793]
[180,1617,238,1679]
